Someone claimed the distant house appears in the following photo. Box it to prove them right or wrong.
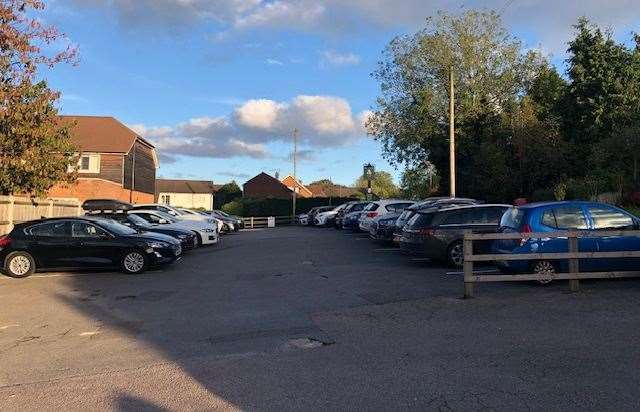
[307,183,362,198]
[243,172,293,199]
[49,116,158,203]
[156,179,219,210]
[281,175,313,198]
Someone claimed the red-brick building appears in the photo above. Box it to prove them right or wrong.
[243,172,293,199]
[49,116,158,203]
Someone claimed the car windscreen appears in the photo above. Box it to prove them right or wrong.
[500,207,525,229]
[126,214,153,227]
[95,219,137,235]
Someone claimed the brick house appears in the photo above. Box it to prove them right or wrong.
[243,172,293,199]
[156,179,220,210]
[49,116,158,203]
[280,175,313,198]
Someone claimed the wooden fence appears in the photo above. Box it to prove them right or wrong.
[463,230,640,298]
[0,195,81,235]
[241,216,294,229]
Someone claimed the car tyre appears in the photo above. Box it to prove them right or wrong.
[531,260,556,284]
[4,251,36,278]
[121,250,147,275]
[447,240,465,268]
[193,232,203,247]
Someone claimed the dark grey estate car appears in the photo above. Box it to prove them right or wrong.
[399,204,510,267]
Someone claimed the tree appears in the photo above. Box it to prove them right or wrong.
[399,164,438,199]
[217,181,241,194]
[0,0,78,195]
[214,180,242,208]
[367,10,542,199]
[354,171,399,199]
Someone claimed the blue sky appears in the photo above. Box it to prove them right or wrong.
[44,0,639,186]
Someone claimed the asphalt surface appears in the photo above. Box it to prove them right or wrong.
[2,226,640,411]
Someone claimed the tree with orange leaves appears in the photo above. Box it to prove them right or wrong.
[0,0,79,195]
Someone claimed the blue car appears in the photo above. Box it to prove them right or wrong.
[342,211,365,231]
[492,201,640,276]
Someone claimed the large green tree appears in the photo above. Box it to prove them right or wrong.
[367,10,542,199]
[0,0,78,196]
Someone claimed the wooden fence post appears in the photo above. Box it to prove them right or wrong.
[568,232,580,292]
[7,195,14,233]
[463,231,474,298]
[250,217,254,229]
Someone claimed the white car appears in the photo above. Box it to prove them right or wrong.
[314,204,345,226]
[132,204,224,232]
[358,199,415,232]
[297,214,309,225]
[129,210,219,246]
[177,208,227,232]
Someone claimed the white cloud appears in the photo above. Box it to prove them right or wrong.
[320,50,360,67]
[132,94,370,162]
[265,58,284,66]
[79,0,640,54]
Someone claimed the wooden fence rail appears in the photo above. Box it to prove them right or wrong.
[0,195,81,235]
[241,215,294,229]
[463,229,640,298]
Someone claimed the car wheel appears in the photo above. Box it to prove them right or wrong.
[531,260,556,284]
[121,250,147,274]
[447,241,464,268]
[4,252,36,278]
[193,232,203,247]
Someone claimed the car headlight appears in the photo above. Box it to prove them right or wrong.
[148,241,170,249]
[207,219,216,224]
[202,228,215,232]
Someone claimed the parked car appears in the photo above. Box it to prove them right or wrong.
[211,210,244,230]
[400,204,510,267]
[342,210,366,231]
[128,210,219,246]
[314,203,348,226]
[306,206,334,226]
[179,208,234,232]
[358,199,415,232]
[297,213,309,225]
[335,201,369,229]
[82,200,197,250]
[393,197,478,243]
[0,217,182,278]
[132,204,224,232]
[492,201,640,277]
[369,212,402,241]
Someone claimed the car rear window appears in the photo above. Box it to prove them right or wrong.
[588,207,634,229]
[500,207,525,229]
[363,203,379,212]
[541,207,588,229]
[386,202,413,212]
[407,212,434,229]
[26,221,68,237]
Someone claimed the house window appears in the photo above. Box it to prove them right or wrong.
[160,195,171,205]
[77,154,100,174]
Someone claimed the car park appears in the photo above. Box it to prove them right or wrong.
[492,201,640,276]
[82,200,197,250]
[392,197,478,243]
[0,217,182,278]
[358,199,415,232]
[179,208,234,232]
[128,209,219,246]
[400,204,510,267]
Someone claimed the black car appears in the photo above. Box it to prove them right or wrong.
[392,197,478,243]
[0,217,182,278]
[88,212,197,250]
[369,212,402,241]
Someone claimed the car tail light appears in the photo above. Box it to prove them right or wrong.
[520,224,532,246]
[0,235,10,249]
[366,212,378,218]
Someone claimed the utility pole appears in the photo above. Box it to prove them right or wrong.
[292,128,298,220]
[449,68,456,198]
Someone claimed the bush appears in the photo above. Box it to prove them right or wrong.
[221,200,243,216]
